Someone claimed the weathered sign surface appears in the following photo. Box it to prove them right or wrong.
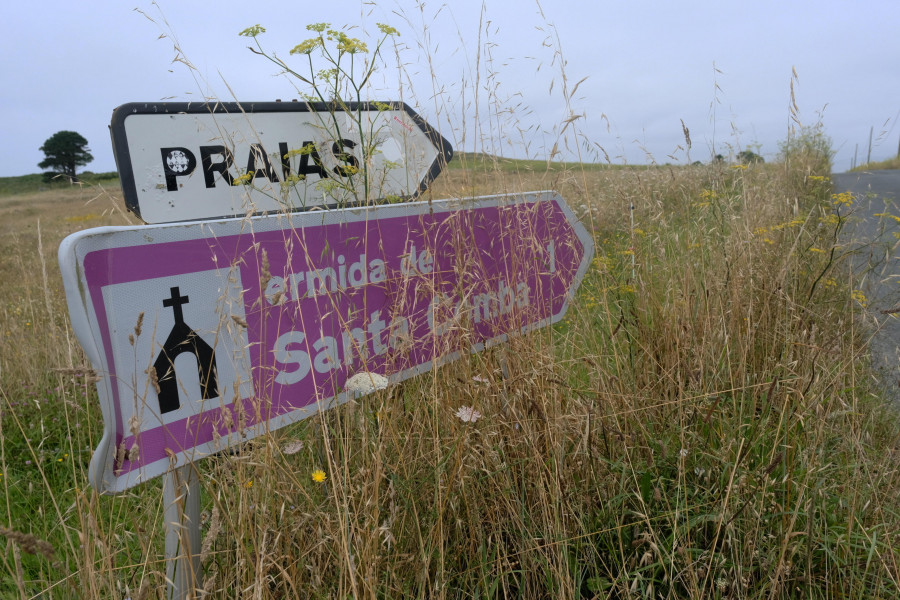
[110,101,453,223]
[59,191,593,493]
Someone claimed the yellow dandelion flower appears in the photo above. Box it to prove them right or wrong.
[377,23,400,36]
[333,32,368,54]
[593,256,613,271]
[290,38,322,55]
[232,173,253,186]
[831,192,854,207]
[239,24,266,38]
[312,469,327,483]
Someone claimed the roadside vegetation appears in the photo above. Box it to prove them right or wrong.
[3,129,900,598]
[852,156,900,172]
[0,171,120,197]
[2,15,899,600]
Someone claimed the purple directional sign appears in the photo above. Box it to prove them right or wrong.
[59,191,593,493]
[110,101,453,224]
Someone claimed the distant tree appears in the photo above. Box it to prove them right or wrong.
[38,131,94,182]
[714,154,726,163]
[737,149,765,164]
[777,126,833,174]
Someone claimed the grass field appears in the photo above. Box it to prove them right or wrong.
[0,172,121,198]
[852,156,900,171]
[3,13,900,598]
[2,131,900,598]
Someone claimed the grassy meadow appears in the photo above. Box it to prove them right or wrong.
[852,156,900,172]
[2,134,900,599]
[2,13,900,599]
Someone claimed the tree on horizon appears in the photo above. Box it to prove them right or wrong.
[38,130,94,182]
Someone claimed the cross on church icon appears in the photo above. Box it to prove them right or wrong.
[152,286,219,414]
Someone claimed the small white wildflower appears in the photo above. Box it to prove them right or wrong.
[679,448,689,458]
[472,375,489,384]
[345,372,389,396]
[455,406,482,423]
[282,440,304,455]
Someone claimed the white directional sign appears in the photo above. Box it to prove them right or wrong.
[110,101,453,224]
[59,191,593,493]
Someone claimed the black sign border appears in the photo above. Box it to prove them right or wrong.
[109,101,454,223]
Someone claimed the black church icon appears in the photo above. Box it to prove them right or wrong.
[152,286,219,414]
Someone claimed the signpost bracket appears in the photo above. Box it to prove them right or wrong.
[164,463,202,600]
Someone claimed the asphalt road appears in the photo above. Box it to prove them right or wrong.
[833,170,900,403]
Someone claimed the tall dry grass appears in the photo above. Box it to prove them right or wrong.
[2,157,900,598]
[2,9,900,600]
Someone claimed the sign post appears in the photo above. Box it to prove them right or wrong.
[67,99,590,597]
[163,465,201,599]
[97,97,448,597]
[61,190,592,598]
[110,101,453,223]
[59,191,593,493]
[62,96,595,599]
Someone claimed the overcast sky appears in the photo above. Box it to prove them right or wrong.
[3,0,898,177]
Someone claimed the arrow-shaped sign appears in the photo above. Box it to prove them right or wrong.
[110,101,453,223]
[59,191,593,493]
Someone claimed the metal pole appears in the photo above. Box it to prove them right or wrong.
[164,464,202,600]
[853,144,858,170]
[867,126,874,165]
